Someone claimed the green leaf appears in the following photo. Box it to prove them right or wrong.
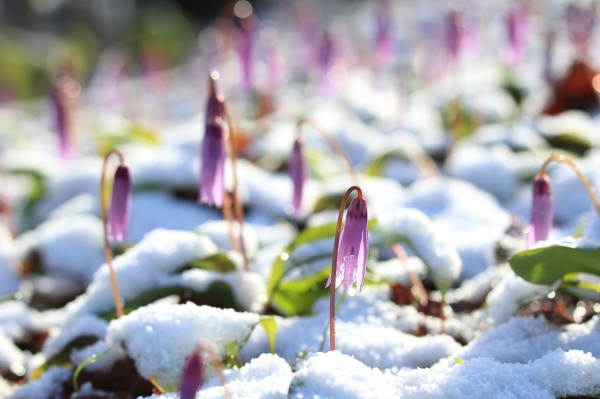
[259,317,277,354]
[73,349,109,399]
[267,222,337,300]
[175,253,237,273]
[543,133,591,157]
[509,246,600,286]
[271,267,331,315]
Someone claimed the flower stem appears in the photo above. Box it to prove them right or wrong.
[538,153,600,218]
[100,149,126,319]
[198,341,232,399]
[319,291,347,352]
[296,118,360,185]
[221,193,239,252]
[390,243,428,307]
[222,101,249,272]
[329,185,362,351]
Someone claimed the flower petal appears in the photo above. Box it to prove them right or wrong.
[289,138,307,215]
[199,120,226,208]
[108,164,131,243]
[528,174,553,247]
[180,350,204,399]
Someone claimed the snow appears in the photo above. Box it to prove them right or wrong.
[104,302,260,387]
[66,229,219,315]
[140,353,294,399]
[16,214,105,284]
[0,331,26,373]
[8,366,71,399]
[400,178,509,279]
[395,349,600,398]
[377,208,462,293]
[42,315,108,360]
[290,351,397,398]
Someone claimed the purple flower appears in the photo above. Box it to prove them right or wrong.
[180,349,205,399]
[505,4,529,65]
[566,4,596,54]
[49,84,74,162]
[375,0,393,68]
[326,197,369,292]
[199,119,226,208]
[528,174,553,247]
[107,164,131,242]
[444,8,475,63]
[206,77,225,123]
[236,17,254,92]
[289,138,307,215]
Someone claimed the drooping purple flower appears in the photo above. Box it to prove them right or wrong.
[199,118,226,208]
[49,84,74,162]
[180,349,205,399]
[326,197,369,292]
[504,4,530,65]
[374,0,393,68]
[444,8,475,64]
[566,3,596,55]
[236,16,254,92]
[528,174,553,247]
[206,75,225,123]
[107,164,131,243]
[289,138,307,215]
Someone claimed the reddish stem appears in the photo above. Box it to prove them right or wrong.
[100,149,126,319]
[198,341,232,399]
[538,153,600,219]
[329,185,362,351]
[296,119,359,185]
[391,243,428,307]
[222,100,249,272]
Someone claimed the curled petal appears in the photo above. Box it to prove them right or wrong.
[180,350,205,399]
[199,120,226,208]
[108,165,131,242]
[289,138,307,215]
[528,174,553,247]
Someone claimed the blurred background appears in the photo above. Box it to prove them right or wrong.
[0,0,599,116]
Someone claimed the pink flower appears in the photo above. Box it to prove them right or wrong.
[49,84,74,162]
[528,174,553,247]
[326,197,369,292]
[375,0,393,68]
[289,138,307,215]
[107,164,131,242]
[180,349,205,399]
[199,118,226,208]
[505,4,530,65]
[566,3,596,55]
